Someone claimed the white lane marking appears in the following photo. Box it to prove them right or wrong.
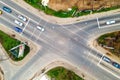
[30,27,37,39]
[97,17,100,28]
[98,64,120,79]
[71,24,93,37]
[20,18,30,35]
[0,15,18,29]
[0,1,39,24]
[97,54,105,65]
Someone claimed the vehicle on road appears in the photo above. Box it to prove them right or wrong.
[37,25,44,31]
[112,62,120,69]
[0,10,2,15]
[18,15,27,22]
[2,6,12,13]
[14,20,24,27]
[106,20,115,25]
[14,27,22,33]
[102,56,111,63]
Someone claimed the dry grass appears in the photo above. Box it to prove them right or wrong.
[48,0,120,11]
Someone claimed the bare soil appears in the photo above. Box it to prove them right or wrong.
[0,67,4,80]
[48,0,120,11]
[97,31,120,58]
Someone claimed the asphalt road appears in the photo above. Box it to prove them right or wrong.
[0,0,120,80]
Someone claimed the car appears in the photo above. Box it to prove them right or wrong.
[106,20,115,25]
[102,56,111,63]
[37,26,44,31]
[0,10,2,15]
[112,62,120,69]
[14,27,22,33]
[18,15,27,22]
[2,6,12,13]
[14,20,24,27]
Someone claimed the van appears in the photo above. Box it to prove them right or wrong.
[14,27,22,33]
[2,6,12,13]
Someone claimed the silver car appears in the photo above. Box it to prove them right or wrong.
[37,26,44,32]
[18,15,27,22]
[14,20,24,27]
[102,56,111,63]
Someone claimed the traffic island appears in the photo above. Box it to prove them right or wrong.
[0,25,40,65]
[47,67,84,80]
[0,29,30,61]
[97,31,120,58]
[30,60,95,80]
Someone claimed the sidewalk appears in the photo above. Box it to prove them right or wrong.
[12,0,120,25]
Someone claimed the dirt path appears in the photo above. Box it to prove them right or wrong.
[0,67,4,80]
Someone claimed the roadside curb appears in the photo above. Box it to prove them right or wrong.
[30,59,95,80]
[12,0,120,25]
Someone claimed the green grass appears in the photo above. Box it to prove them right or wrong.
[0,30,30,61]
[47,67,84,80]
[24,0,120,18]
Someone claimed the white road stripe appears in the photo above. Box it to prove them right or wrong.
[97,54,105,65]
[20,18,30,35]
[98,64,120,79]
[97,17,100,28]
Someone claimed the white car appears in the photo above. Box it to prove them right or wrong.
[18,15,27,22]
[106,20,115,25]
[14,20,24,27]
[37,26,44,31]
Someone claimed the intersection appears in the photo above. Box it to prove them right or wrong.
[0,0,120,80]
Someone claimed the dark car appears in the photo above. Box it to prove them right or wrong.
[14,27,22,33]
[112,62,120,69]
[102,56,111,63]
[2,6,12,13]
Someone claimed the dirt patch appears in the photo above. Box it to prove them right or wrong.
[0,67,4,80]
[48,0,120,11]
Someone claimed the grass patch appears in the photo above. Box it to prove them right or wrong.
[47,67,84,80]
[0,30,30,61]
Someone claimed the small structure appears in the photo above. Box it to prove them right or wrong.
[9,42,26,58]
[103,45,114,50]
[68,8,72,11]
[41,0,49,6]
